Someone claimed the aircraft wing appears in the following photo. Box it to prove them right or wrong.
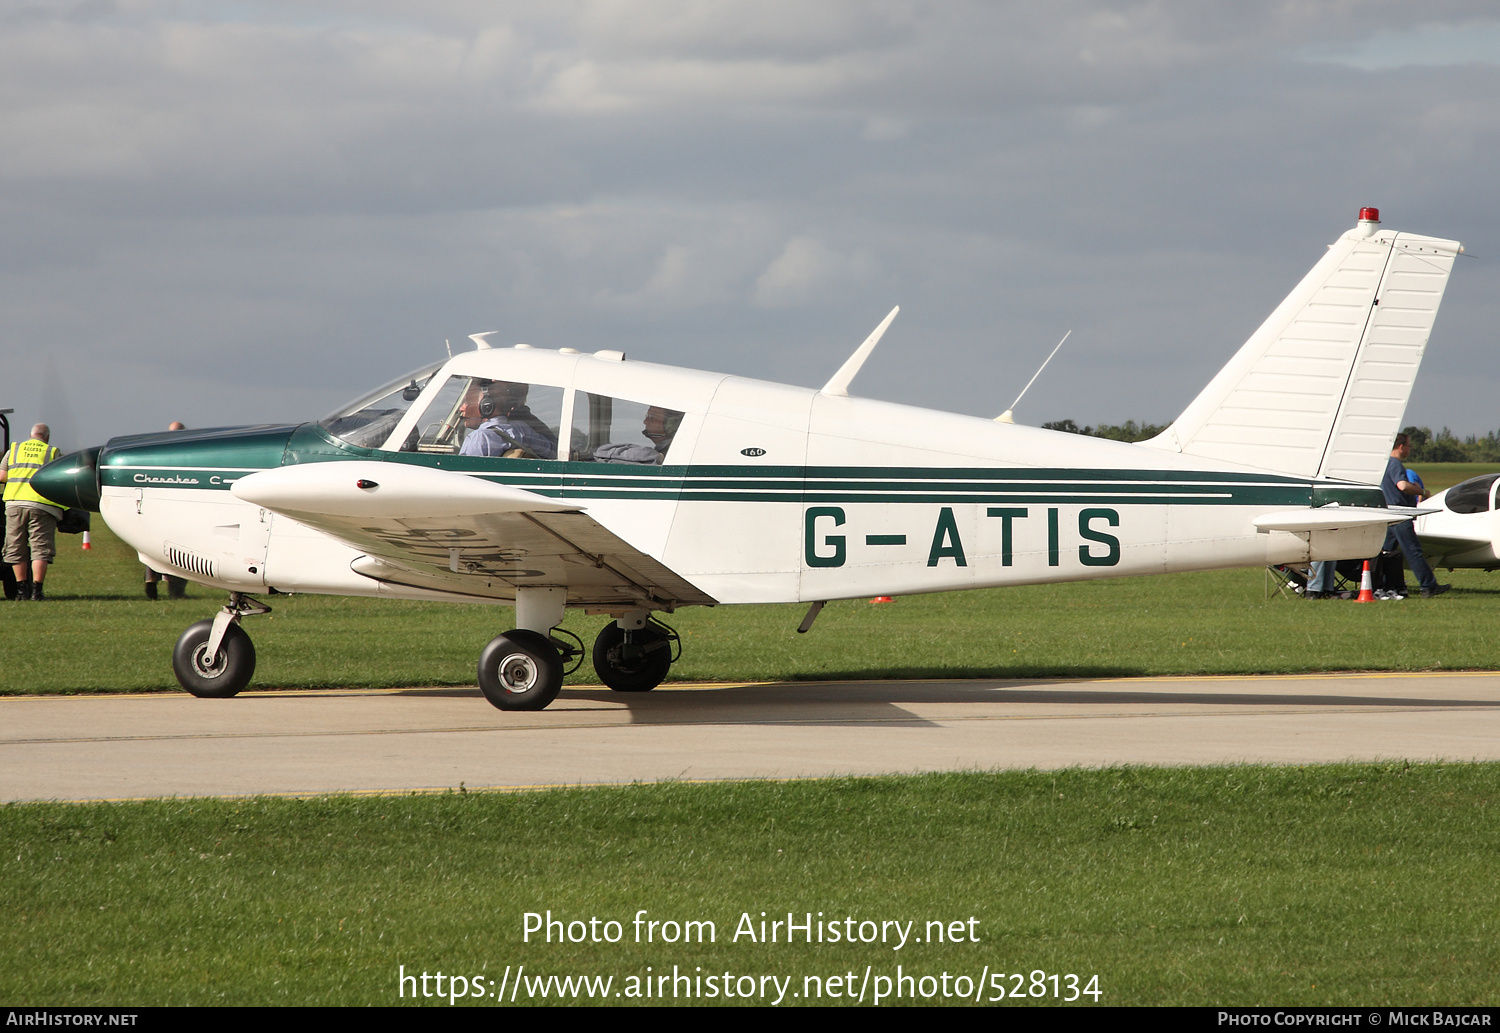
[231,461,716,610]
[1417,531,1492,552]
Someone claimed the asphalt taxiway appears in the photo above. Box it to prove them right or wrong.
[5,672,1500,801]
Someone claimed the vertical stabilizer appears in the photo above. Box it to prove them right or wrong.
[1140,211,1461,482]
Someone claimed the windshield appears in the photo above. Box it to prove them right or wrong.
[1444,473,1500,515]
[319,361,444,449]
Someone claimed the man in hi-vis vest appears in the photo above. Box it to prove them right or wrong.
[1,424,64,600]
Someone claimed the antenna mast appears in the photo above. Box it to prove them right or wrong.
[996,330,1070,423]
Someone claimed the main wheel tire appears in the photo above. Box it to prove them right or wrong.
[592,623,672,692]
[478,630,564,711]
[172,619,256,698]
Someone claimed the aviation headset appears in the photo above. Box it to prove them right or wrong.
[474,380,527,419]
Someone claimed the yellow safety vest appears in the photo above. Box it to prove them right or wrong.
[3,439,64,508]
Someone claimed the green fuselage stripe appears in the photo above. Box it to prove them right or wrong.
[100,465,1377,509]
[94,424,1384,509]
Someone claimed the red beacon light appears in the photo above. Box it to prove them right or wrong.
[1358,207,1380,223]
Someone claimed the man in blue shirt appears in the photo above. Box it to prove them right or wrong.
[1380,434,1448,598]
[457,380,557,460]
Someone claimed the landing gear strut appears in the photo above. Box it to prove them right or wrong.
[171,593,270,698]
[477,587,580,712]
[478,630,565,711]
[475,593,681,711]
[592,612,679,693]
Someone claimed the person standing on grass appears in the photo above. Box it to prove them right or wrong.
[1380,433,1449,599]
[1,423,63,601]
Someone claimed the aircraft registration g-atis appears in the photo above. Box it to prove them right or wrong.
[35,208,1463,711]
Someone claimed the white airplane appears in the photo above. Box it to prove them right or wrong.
[1416,474,1500,570]
[35,208,1463,710]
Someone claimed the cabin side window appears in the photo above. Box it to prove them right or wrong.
[402,374,564,459]
[570,393,684,464]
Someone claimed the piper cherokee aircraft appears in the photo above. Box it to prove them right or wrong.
[1415,473,1500,570]
[34,208,1463,711]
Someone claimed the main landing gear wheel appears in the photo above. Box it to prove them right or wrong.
[478,630,564,711]
[172,619,257,698]
[592,622,674,693]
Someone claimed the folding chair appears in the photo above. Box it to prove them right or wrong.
[1266,564,1308,600]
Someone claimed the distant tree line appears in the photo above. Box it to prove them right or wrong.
[1041,419,1167,443]
[1042,419,1500,461]
[1401,426,1500,464]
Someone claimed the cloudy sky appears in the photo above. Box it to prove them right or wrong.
[4,1,1499,452]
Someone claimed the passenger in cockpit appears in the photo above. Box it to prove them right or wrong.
[592,405,683,464]
[458,380,558,459]
[643,406,682,454]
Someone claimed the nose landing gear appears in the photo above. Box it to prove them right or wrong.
[171,593,270,698]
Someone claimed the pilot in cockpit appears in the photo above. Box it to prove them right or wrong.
[457,380,558,459]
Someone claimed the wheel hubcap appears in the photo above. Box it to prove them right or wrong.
[498,652,539,693]
[191,643,227,679]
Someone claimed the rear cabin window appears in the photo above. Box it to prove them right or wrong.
[1445,473,1500,515]
[402,375,563,459]
[570,393,684,464]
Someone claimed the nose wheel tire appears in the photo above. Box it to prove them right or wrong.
[172,619,257,698]
[478,630,564,711]
[592,623,672,692]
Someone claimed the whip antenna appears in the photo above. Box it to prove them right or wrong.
[997,330,1070,423]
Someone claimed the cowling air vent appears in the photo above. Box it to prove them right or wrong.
[164,544,216,580]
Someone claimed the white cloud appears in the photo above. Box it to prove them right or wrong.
[1292,19,1500,69]
[753,236,877,308]
[2,1,1499,445]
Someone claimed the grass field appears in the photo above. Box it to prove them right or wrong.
[6,464,1500,694]
[4,765,1499,1007]
[5,464,1499,1008]
[1409,462,1500,494]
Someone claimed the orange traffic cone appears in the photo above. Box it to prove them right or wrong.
[1355,560,1374,602]
[81,531,91,551]
[870,596,893,604]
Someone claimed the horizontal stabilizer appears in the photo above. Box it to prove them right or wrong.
[1252,505,1434,534]
[1142,214,1461,483]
